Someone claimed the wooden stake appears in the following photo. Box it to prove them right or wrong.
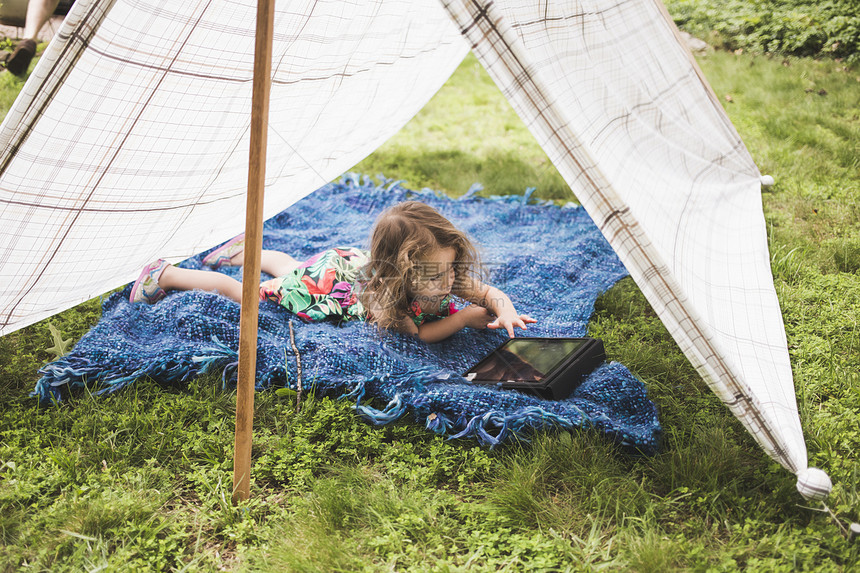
[288,321,303,413]
[232,0,275,504]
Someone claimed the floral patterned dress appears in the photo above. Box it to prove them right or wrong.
[259,247,369,323]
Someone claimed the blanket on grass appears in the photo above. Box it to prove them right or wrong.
[34,175,661,452]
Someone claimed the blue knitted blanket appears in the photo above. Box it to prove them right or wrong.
[34,175,661,452]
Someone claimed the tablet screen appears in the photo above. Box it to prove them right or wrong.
[467,338,586,383]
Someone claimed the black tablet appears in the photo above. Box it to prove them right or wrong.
[463,337,605,400]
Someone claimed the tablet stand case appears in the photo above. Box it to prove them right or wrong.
[464,337,606,400]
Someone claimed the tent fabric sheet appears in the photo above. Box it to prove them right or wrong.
[440,0,806,475]
[0,0,469,334]
[0,0,813,481]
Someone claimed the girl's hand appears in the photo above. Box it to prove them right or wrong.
[458,305,495,329]
[488,314,537,338]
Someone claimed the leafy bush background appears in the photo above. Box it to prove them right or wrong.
[666,0,860,61]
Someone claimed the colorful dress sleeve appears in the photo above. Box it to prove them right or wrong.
[407,294,459,327]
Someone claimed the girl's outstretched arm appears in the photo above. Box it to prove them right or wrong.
[403,305,496,344]
[457,281,536,338]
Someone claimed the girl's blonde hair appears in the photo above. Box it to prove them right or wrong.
[359,201,481,330]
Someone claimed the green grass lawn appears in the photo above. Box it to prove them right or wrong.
[1,43,859,572]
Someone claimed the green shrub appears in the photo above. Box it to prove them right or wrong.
[666,0,860,62]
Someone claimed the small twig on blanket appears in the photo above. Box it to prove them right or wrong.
[288,322,303,413]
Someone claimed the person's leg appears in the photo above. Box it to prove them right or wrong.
[260,250,302,277]
[211,243,302,277]
[23,0,61,40]
[158,265,243,303]
[5,0,60,76]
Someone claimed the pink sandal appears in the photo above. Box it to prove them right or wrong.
[130,259,170,304]
[202,234,245,268]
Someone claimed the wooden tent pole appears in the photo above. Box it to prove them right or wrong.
[232,0,275,504]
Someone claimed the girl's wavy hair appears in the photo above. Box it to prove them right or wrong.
[359,201,482,331]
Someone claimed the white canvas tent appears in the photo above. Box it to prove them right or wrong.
[0,0,831,498]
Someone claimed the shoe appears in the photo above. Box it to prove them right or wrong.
[4,39,36,76]
[202,234,245,268]
[130,259,169,304]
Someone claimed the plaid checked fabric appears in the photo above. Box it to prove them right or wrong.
[0,0,812,479]
[440,0,806,474]
[0,0,468,334]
